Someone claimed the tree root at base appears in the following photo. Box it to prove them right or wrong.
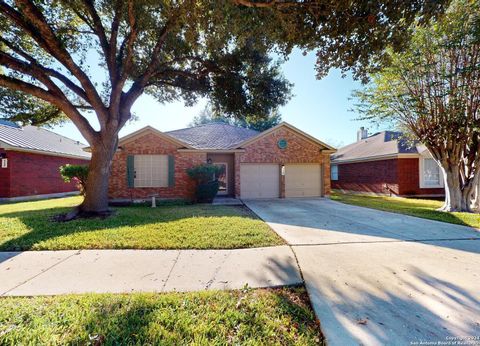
[51,206,115,222]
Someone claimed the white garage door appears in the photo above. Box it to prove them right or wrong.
[285,164,322,197]
[240,164,280,198]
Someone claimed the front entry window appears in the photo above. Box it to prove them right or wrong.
[420,157,443,188]
[213,163,228,195]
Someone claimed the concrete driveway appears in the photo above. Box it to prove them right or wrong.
[244,198,480,346]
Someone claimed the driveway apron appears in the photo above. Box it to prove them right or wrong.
[245,198,480,346]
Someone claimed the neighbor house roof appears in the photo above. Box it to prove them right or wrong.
[0,121,91,159]
[166,122,259,150]
[331,131,418,164]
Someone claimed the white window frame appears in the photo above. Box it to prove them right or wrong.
[134,155,169,188]
[331,164,339,181]
[419,156,444,188]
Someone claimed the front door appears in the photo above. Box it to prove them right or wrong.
[214,163,228,195]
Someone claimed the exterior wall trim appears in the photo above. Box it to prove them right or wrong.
[236,122,336,151]
[178,149,246,153]
[332,153,420,165]
[0,142,91,160]
[113,126,194,149]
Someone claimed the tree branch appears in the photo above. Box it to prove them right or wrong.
[2,0,107,116]
[0,42,89,102]
[232,0,319,8]
[0,74,96,143]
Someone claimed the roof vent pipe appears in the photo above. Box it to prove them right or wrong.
[357,127,368,141]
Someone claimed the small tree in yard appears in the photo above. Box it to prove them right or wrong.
[60,164,89,196]
[0,0,448,217]
[355,0,480,212]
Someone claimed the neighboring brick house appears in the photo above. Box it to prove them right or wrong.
[109,122,335,201]
[0,120,90,201]
[331,128,445,197]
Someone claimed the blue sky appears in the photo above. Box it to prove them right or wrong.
[52,49,377,149]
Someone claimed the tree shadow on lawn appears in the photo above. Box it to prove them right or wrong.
[0,203,269,252]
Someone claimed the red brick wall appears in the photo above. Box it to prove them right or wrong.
[332,159,399,195]
[109,132,206,200]
[234,126,331,197]
[4,150,89,198]
[0,148,10,197]
[397,158,444,196]
[332,158,444,196]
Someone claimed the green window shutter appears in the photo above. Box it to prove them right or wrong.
[127,155,135,188]
[168,155,175,187]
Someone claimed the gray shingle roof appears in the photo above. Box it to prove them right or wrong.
[331,131,418,163]
[166,123,259,149]
[0,122,91,159]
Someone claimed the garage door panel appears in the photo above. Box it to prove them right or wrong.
[240,164,279,199]
[285,164,321,197]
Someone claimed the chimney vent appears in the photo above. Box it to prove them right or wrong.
[357,127,368,141]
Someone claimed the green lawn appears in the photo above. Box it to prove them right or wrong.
[0,197,283,251]
[331,192,480,229]
[0,287,322,345]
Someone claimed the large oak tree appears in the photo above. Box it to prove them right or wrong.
[0,0,448,216]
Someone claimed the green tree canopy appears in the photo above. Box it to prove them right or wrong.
[0,0,449,215]
[354,0,480,212]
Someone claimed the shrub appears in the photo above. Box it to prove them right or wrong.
[59,164,89,196]
[186,164,225,202]
[196,180,220,203]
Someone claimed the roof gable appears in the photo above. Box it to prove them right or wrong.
[117,126,194,149]
[236,122,336,151]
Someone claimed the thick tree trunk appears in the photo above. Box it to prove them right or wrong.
[440,165,464,212]
[439,164,476,212]
[77,135,118,216]
[469,174,480,212]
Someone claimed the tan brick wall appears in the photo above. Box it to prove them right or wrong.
[109,132,206,200]
[234,126,332,197]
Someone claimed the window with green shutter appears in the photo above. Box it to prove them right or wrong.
[127,155,135,188]
[168,155,175,187]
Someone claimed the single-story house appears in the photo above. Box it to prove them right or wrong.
[330,128,445,197]
[0,120,91,201]
[109,122,335,201]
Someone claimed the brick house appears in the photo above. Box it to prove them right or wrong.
[109,122,335,201]
[331,128,445,197]
[0,120,90,201]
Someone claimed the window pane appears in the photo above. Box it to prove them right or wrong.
[134,155,168,187]
[423,158,440,186]
[331,165,339,181]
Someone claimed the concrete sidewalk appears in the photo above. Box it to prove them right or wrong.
[0,246,302,296]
